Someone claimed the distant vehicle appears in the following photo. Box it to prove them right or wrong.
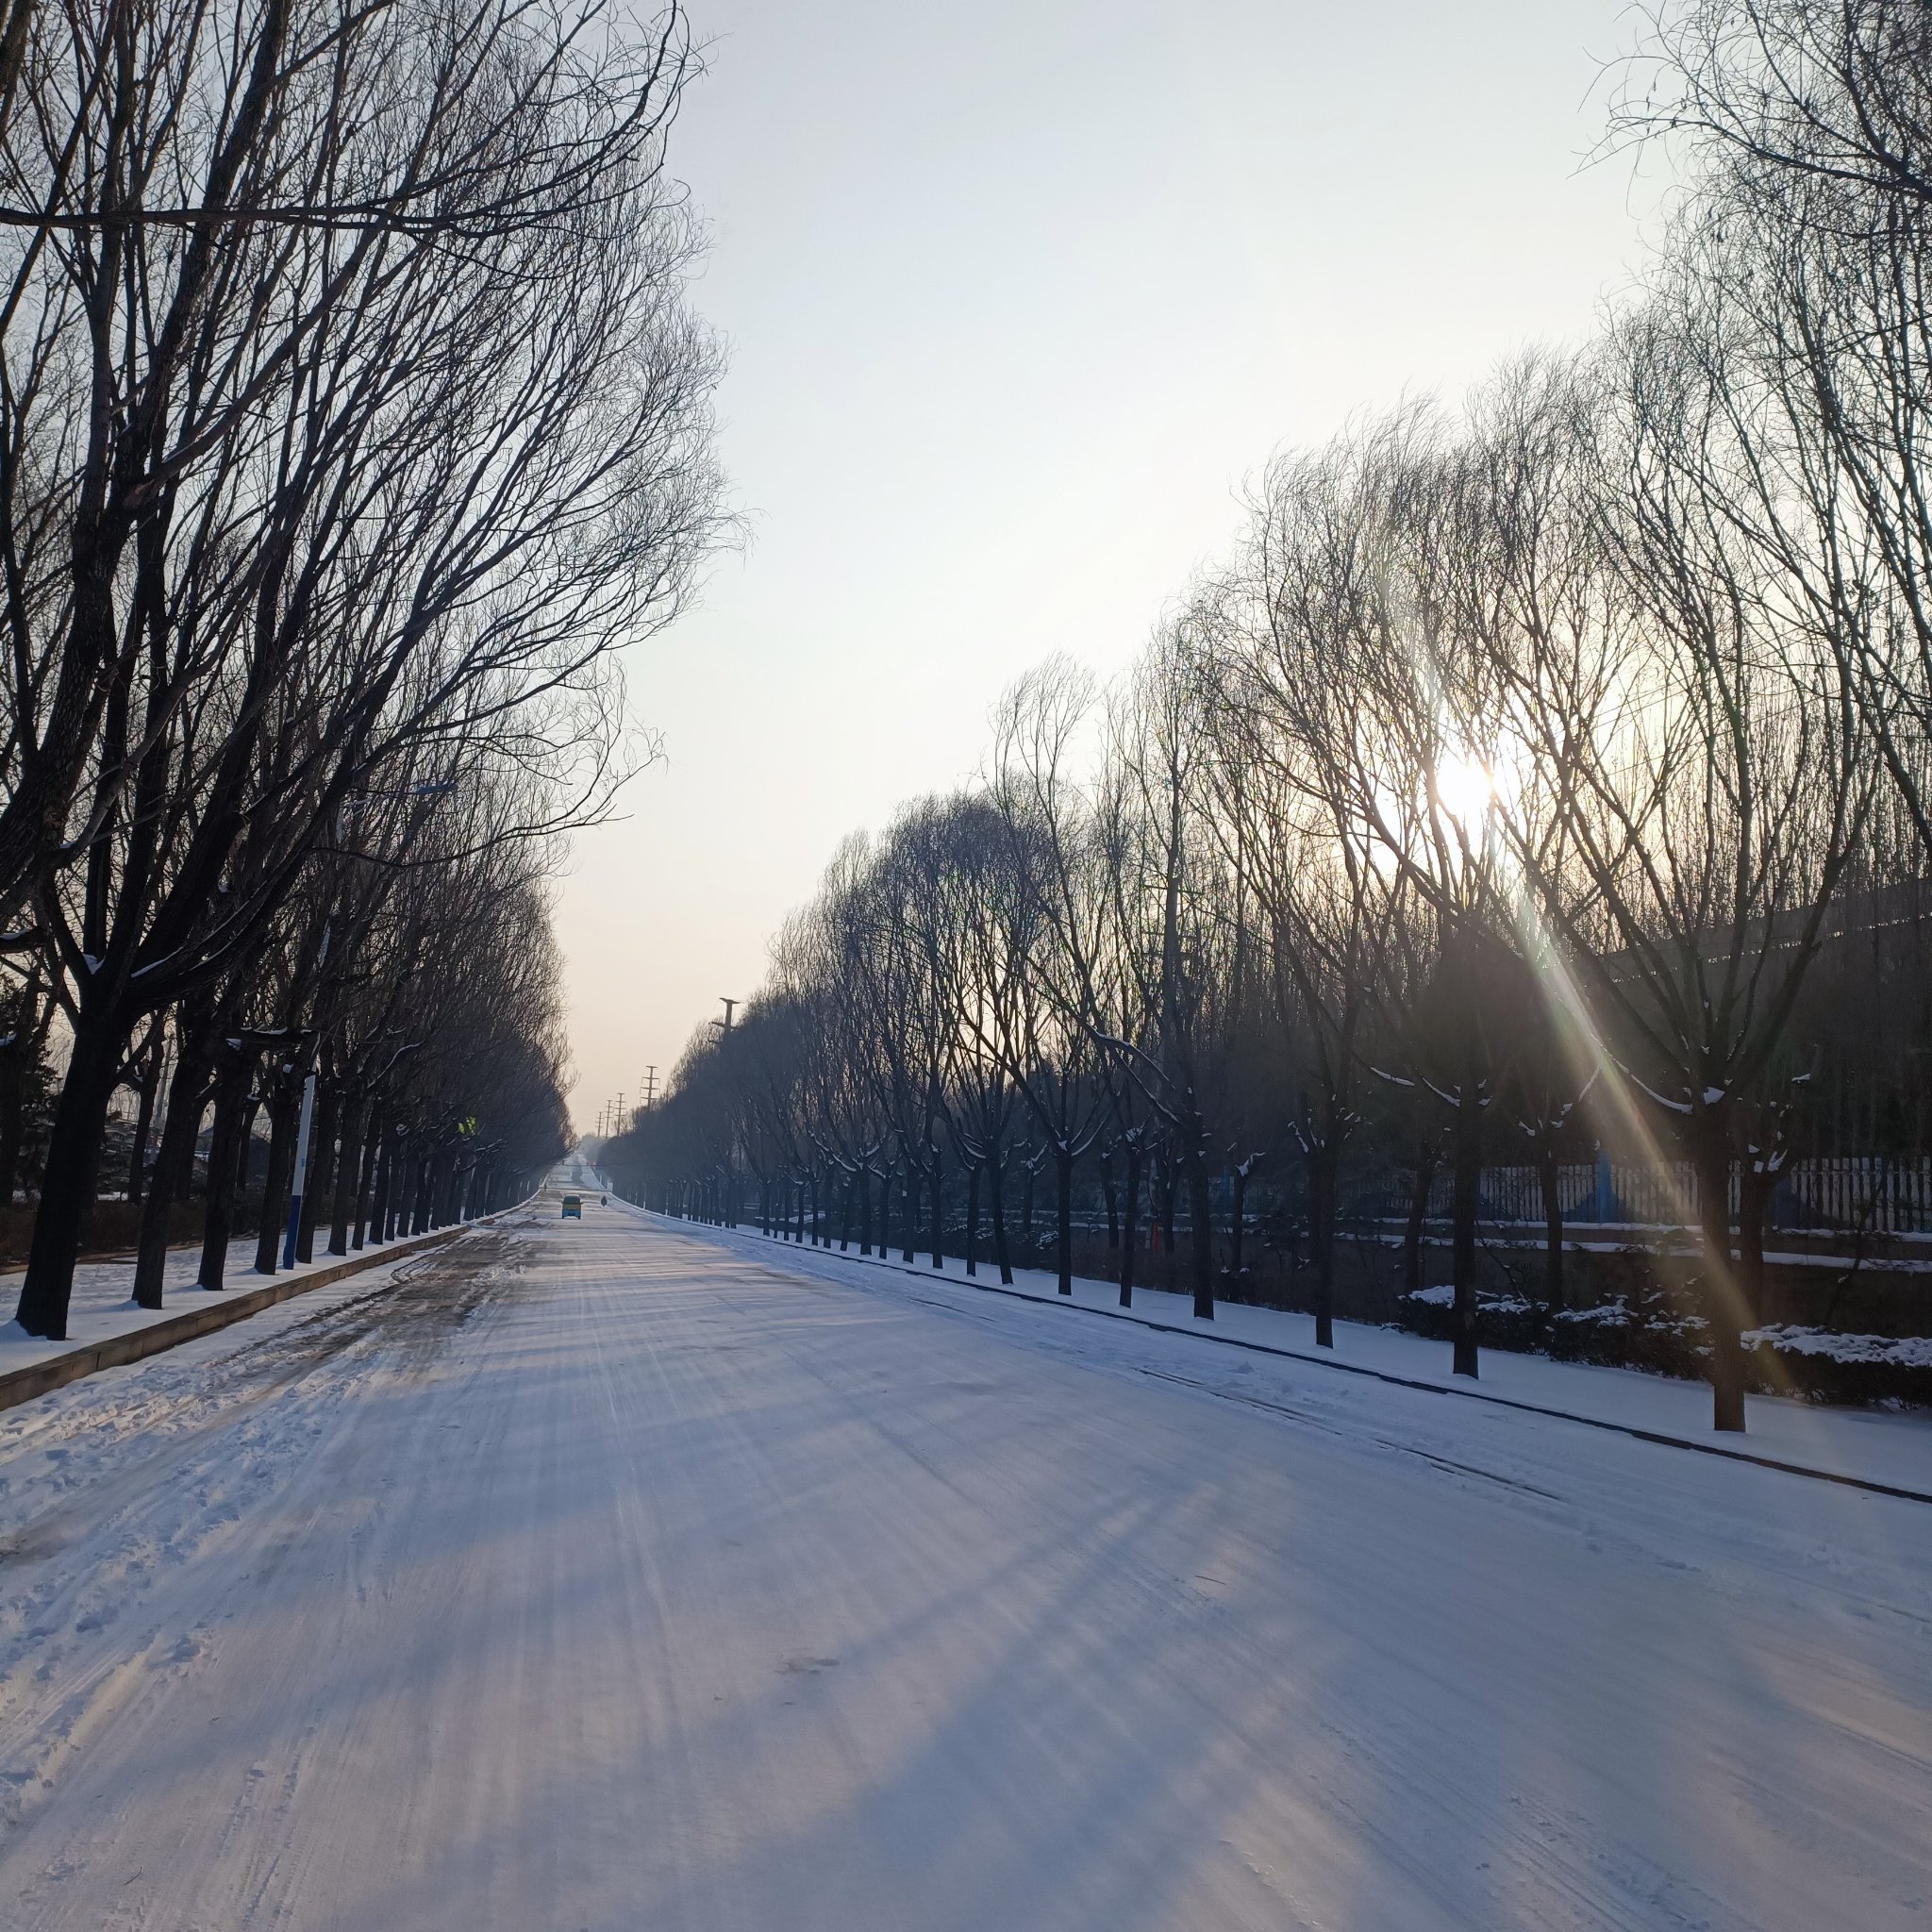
[560,1195,582,1219]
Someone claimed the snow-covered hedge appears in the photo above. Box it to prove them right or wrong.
[1740,1324,1932,1408]
[1394,1290,1932,1407]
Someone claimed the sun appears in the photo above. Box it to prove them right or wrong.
[1434,750,1497,829]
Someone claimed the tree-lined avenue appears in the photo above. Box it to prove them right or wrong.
[0,1201,1923,1929]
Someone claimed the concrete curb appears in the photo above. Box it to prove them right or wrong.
[0,1211,518,1416]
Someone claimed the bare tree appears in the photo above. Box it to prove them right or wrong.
[8,0,723,1338]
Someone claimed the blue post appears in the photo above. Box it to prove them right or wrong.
[1592,1148,1614,1224]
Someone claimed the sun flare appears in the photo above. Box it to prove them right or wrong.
[1434,750,1497,828]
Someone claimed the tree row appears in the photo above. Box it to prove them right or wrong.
[606,0,1932,1434]
[0,0,725,1337]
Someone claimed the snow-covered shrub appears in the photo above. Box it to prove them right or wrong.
[1742,1327,1932,1407]
[1394,1291,1931,1405]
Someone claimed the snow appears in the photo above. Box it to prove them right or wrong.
[1750,1324,1932,1369]
[1408,1283,1535,1315]
[656,1210,1932,1496]
[0,1199,1924,1928]
[0,1233,458,1380]
[1402,1286,1932,1373]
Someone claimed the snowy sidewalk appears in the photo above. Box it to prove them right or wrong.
[628,1207,1932,1499]
[0,1228,472,1393]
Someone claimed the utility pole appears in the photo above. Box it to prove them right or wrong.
[641,1065,657,1110]
[715,997,738,1035]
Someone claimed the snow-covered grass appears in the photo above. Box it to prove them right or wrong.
[631,1207,1932,1497]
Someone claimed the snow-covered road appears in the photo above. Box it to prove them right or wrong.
[0,1202,1925,1929]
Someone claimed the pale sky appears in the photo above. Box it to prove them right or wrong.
[556,0,1660,1133]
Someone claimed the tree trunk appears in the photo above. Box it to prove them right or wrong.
[1449,1097,1481,1379]
[237,1096,262,1189]
[370,1129,395,1243]
[401,1151,423,1237]
[394,1140,415,1239]
[14,1017,125,1338]
[0,975,44,1205]
[297,1083,340,1263]
[901,1160,917,1262]
[197,1063,250,1291]
[1536,1141,1564,1322]
[1185,1140,1214,1320]
[965,1160,980,1276]
[990,1147,1013,1285]
[1310,1138,1337,1349]
[1690,1110,1746,1432]
[132,1035,213,1309]
[329,1091,367,1255]
[0,1041,25,1208]
[1402,1141,1437,1301]
[1119,1142,1141,1308]
[928,1145,944,1268]
[1055,1145,1074,1295]
[352,1106,382,1248]
[125,1044,159,1208]
[1102,1148,1119,1249]
[1228,1163,1249,1278]
[253,1090,300,1274]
